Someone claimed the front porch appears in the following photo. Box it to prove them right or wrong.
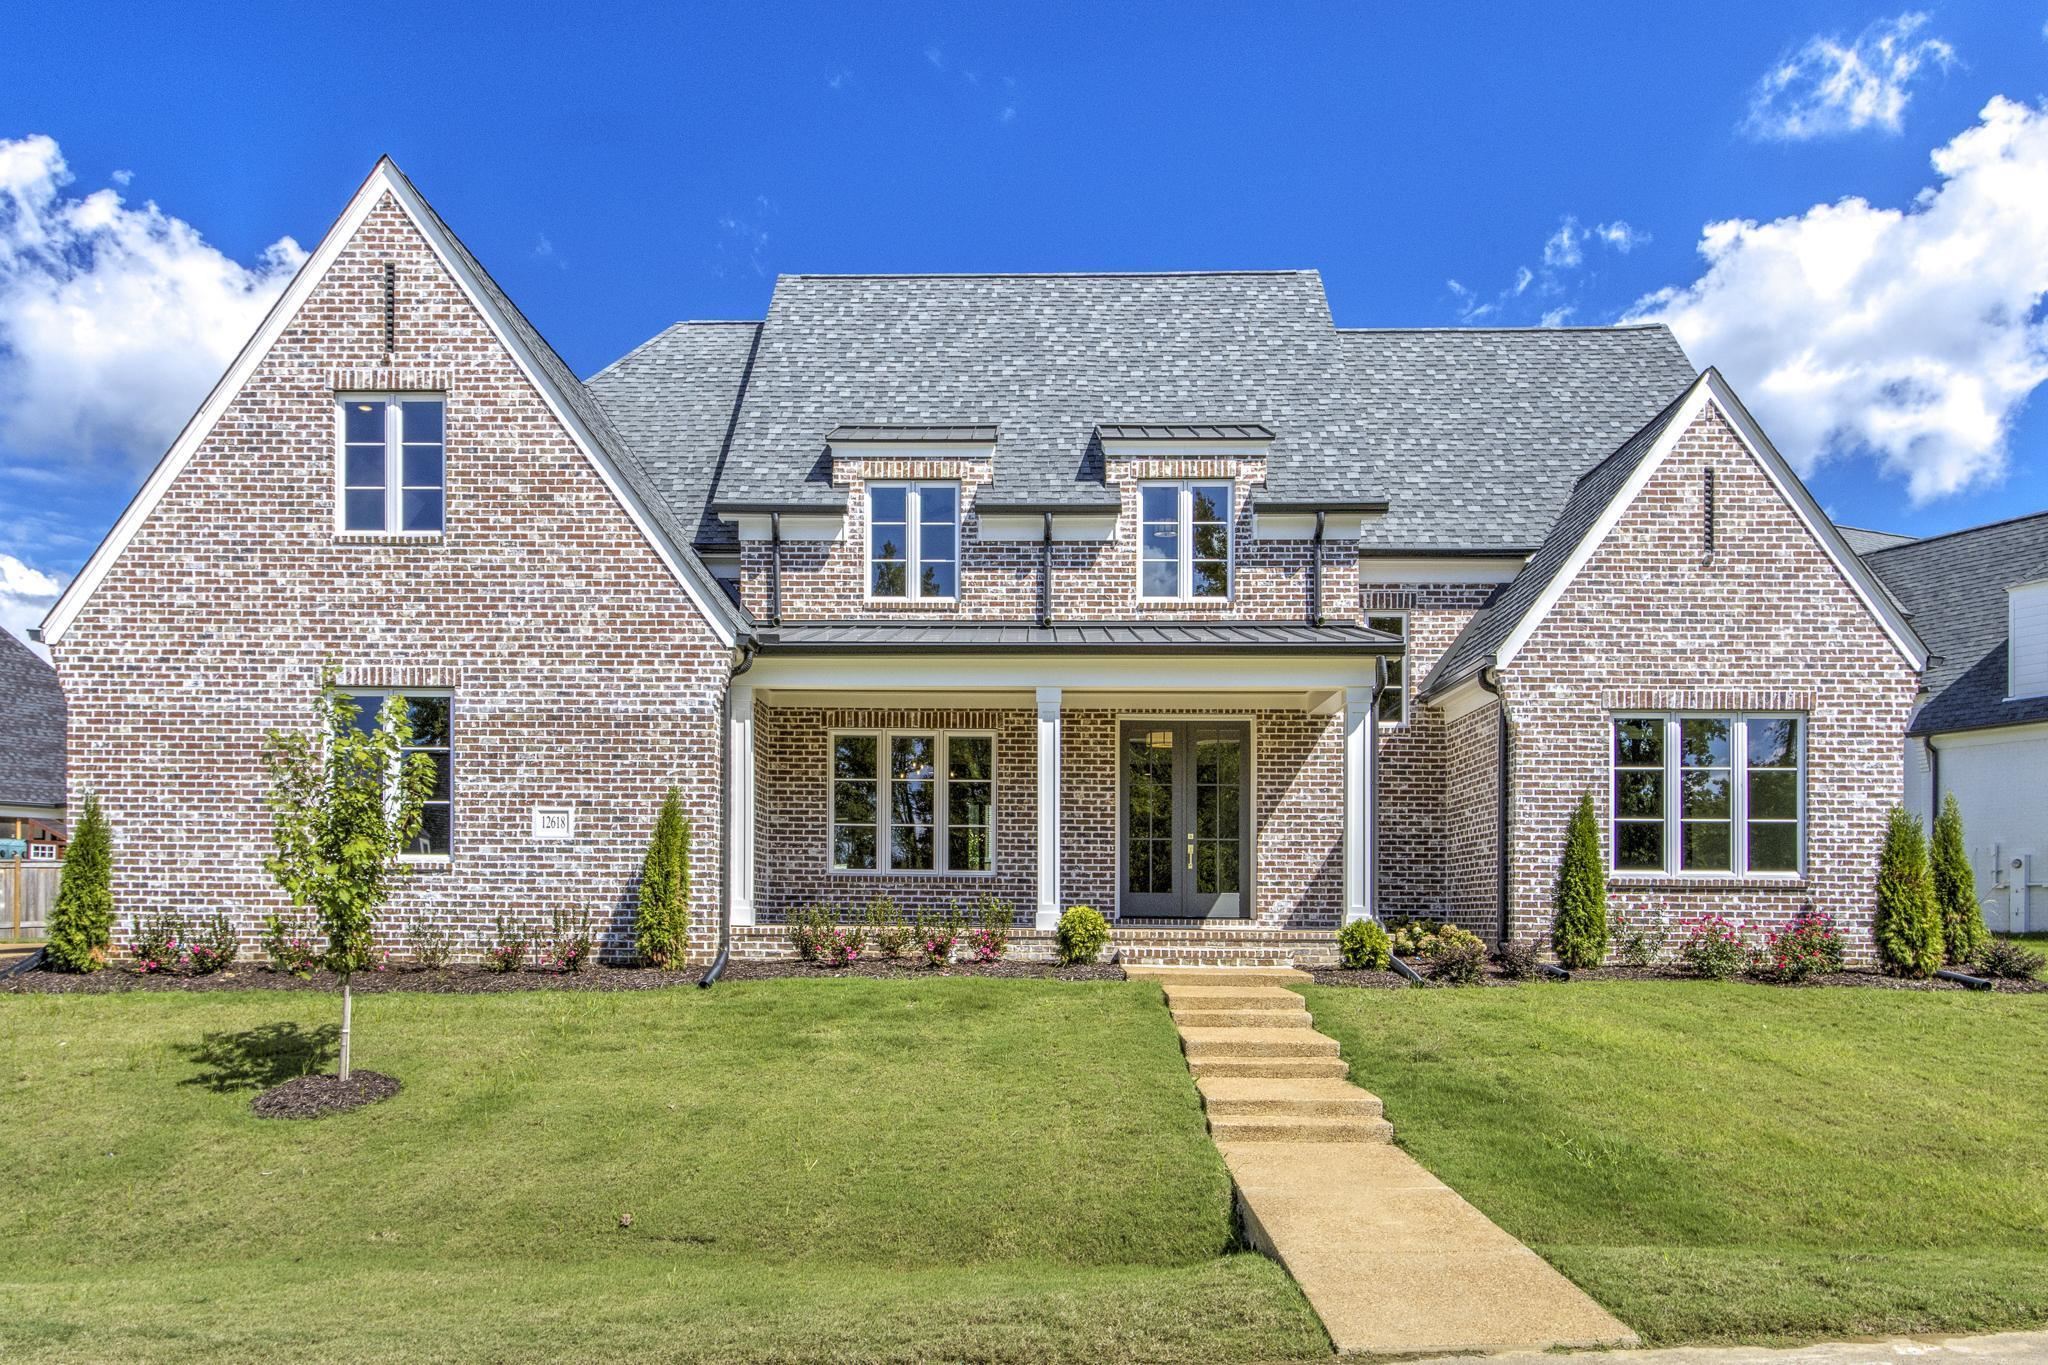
[725,621,1394,957]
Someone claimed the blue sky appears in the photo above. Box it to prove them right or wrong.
[4,2,2048,641]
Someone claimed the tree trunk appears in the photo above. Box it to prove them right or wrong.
[339,975,353,1082]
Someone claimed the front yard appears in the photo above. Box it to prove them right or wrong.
[1304,981,2048,1347]
[0,979,1325,1363]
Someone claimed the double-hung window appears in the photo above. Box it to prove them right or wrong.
[346,691,454,859]
[831,730,993,872]
[1368,614,1407,724]
[1612,714,1803,876]
[340,395,445,534]
[1139,481,1232,600]
[868,482,958,600]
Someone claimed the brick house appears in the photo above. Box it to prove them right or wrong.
[34,160,1926,966]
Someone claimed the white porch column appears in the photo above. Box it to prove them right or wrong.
[1035,685,1062,930]
[1342,685,1376,923]
[729,682,757,926]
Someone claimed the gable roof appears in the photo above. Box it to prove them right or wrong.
[40,159,746,649]
[1863,510,2048,736]
[0,631,65,811]
[1422,369,1927,699]
[1838,525,1916,556]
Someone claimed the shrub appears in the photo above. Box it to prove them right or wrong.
[787,903,833,962]
[821,924,866,967]
[1055,905,1110,965]
[1425,925,1487,984]
[1676,915,1748,980]
[1616,925,1667,968]
[1875,806,1943,979]
[131,911,185,974]
[261,913,321,978]
[920,911,960,967]
[1750,910,1845,983]
[186,912,239,974]
[1387,917,1443,958]
[635,787,692,968]
[485,914,528,973]
[1335,918,1392,970]
[966,894,1014,962]
[46,793,114,972]
[405,911,456,970]
[543,904,593,973]
[1494,940,1540,979]
[1973,938,2046,981]
[864,895,913,958]
[1551,791,1609,968]
[1931,795,1988,966]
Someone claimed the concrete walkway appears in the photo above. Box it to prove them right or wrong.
[1132,966,1636,1358]
[1406,1329,2048,1363]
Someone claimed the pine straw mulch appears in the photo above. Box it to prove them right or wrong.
[251,1070,401,1119]
[1308,962,2048,992]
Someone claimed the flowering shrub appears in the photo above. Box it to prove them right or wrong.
[1616,926,1667,968]
[788,903,833,962]
[1675,915,1748,980]
[1425,924,1487,984]
[261,913,321,978]
[132,912,185,974]
[543,905,594,973]
[1750,910,1845,983]
[864,896,914,959]
[406,912,457,970]
[1493,940,1540,979]
[485,915,529,973]
[968,894,1014,962]
[921,920,959,967]
[821,925,866,967]
[185,912,239,974]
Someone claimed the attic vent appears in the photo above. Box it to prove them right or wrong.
[382,261,397,356]
[1703,466,1716,558]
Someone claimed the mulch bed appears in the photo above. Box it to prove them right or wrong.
[252,1070,400,1119]
[1307,962,2047,992]
[718,958,1125,982]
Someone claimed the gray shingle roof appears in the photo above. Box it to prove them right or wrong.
[1838,525,1917,556]
[1421,383,1695,697]
[756,619,1399,654]
[1863,511,2048,736]
[0,630,64,810]
[587,321,762,549]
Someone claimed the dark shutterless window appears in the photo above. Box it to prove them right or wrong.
[1613,713,1803,876]
[831,730,994,872]
[346,692,453,858]
[868,483,958,600]
[1367,614,1407,724]
[340,396,444,533]
[1140,481,1232,600]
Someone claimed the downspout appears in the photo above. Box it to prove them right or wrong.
[767,512,784,627]
[1308,511,1326,627]
[697,637,760,988]
[1477,663,1510,950]
[1370,653,1387,922]
[1039,512,1054,629]
[1928,737,1940,816]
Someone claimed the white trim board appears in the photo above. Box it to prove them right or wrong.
[39,158,736,649]
[1491,371,1927,676]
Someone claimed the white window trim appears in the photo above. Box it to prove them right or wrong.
[1611,711,1805,880]
[827,728,996,876]
[348,688,455,865]
[335,393,446,538]
[864,481,960,602]
[1137,480,1235,603]
[1367,612,1408,727]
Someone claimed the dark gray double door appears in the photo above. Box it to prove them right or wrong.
[1118,720,1251,920]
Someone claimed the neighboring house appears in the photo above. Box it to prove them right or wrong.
[33,160,1927,964]
[0,627,66,861]
[1864,512,2048,933]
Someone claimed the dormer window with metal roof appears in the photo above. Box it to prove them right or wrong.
[1139,481,1232,601]
[869,482,959,600]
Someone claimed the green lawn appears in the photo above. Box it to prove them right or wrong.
[1303,981,2048,1347]
[0,980,1326,1363]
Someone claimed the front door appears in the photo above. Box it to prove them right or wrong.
[1119,720,1251,919]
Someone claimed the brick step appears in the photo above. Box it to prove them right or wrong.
[1208,1113,1394,1144]
[1171,1008,1314,1029]
[1186,1056,1349,1079]
[1126,967,1312,987]
[1178,1027,1339,1059]
[1159,985,1306,1011]
[1197,1076,1384,1119]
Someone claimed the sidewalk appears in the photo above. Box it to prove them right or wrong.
[1406,1329,2048,1363]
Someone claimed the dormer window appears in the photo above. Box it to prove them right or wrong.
[1140,481,1232,600]
[869,482,958,600]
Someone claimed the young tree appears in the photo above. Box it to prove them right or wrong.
[1551,790,1610,968]
[1874,805,1943,979]
[1930,794,1988,965]
[46,793,113,972]
[635,787,692,967]
[262,670,433,1081]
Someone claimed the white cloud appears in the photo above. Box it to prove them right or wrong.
[0,551,61,654]
[0,134,304,467]
[1594,220,1646,252]
[1539,306,1577,328]
[1629,96,2048,502]
[1543,217,1585,269]
[1744,12,1955,141]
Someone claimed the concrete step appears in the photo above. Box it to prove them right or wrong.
[1208,1113,1394,1144]
[1127,966,1311,987]
[1179,1027,1339,1059]
[1171,1007,1314,1029]
[1198,1076,1384,1119]
[1159,985,1306,1012]
[1186,1055,1349,1079]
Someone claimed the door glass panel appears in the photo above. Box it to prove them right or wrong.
[1124,729,1174,895]
[1192,732,1243,895]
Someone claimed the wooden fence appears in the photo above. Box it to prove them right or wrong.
[2,862,61,939]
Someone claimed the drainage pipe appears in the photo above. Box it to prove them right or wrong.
[767,512,784,627]
[698,637,760,988]
[1388,954,1425,985]
[1539,962,1571,981]
[1308,511,1326,627]
[1935,967,1992,991]
[1477,664,1511,950]
[1039,512,1054,629]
